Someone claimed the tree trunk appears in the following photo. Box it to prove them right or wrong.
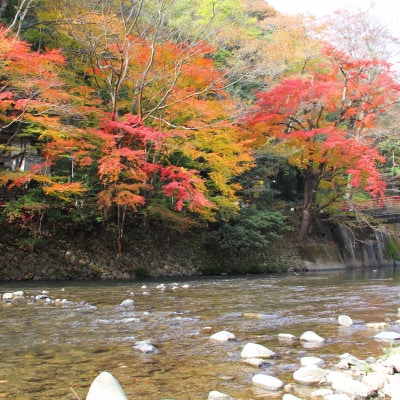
[297,167,319,243]
[117,204,127,258]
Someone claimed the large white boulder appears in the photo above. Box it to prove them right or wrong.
[251,374,284,390]
[86,371,127,400]
[338,315,353,326]
[385,354,400,372]
[293,366,328,385]
[282,394,301,400]
[240,343,276,359]
[324,395,352,400]
[300,331,325,343]
[361,372,389,391]
[374,331,400,341]
[209,330,236,342]
[300,356,325,367]
[207,390,235,399]
[331,374,376,398]
[381,382,400,398]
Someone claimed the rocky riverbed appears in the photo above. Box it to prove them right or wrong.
[2,286,400,399]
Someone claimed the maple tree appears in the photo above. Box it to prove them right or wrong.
[60,1,253,227]
[0,0,255,259]
[0,26,66,146]
[245,45,400,242]
[0,27,100,231]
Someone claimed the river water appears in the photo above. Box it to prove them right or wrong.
[1,268,400,399]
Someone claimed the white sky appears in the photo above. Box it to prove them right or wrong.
[266,0,400,69]
[266,0,399,23]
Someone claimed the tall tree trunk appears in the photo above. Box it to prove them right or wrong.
[297,167,320,243]
[117,204,127,258]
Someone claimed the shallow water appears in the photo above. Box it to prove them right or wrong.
[1,268,400,399]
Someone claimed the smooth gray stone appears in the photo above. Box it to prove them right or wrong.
[86,371,127,400]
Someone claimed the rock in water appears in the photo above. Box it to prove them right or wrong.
[133,340,158,353]
[300,331,325,343]
[207,390,235,399]
[338,315,353,326]
[252,374,284,390]
[120,299,135,307]
[209,330,236,342]
[374,331,400,341]
[86,371,127,400]
[241,343,276,359]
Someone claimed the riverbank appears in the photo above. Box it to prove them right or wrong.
[1,220,399,281]
[0,224,304,280]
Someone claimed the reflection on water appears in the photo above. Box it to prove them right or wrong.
[1,268,400,399]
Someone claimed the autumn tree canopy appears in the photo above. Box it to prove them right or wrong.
[245,45,400,242]
[1,0,400,253]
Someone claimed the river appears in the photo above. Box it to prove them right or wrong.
[1,268,400,399]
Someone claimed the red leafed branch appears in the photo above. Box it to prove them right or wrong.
[160,166,213,212]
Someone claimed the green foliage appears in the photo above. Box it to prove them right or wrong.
[380,342,400,359]
[206,206,291,253]
[3,192,47,224]
[378,136,400,189]
[17,236,42,253]
[236,154,303,207]
[143,198,202,233]
[385,236,400,262]
[132,266,150,279]
[0,0,19,25]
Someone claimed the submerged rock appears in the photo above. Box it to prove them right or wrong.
[366,322,389,329]
[133,340,158,353]
[86,371,127,400]
[35,294,51,300]
[278,333,297,341]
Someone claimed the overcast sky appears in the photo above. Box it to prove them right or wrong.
[266,0,399,22]
[266,0,400,70]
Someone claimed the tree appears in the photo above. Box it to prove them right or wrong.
[0,27,100,237]
[321,7,399,62]
[244,45,400,243]
[0,25,68,175]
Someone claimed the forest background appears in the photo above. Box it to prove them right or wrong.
[1,0,400,278]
